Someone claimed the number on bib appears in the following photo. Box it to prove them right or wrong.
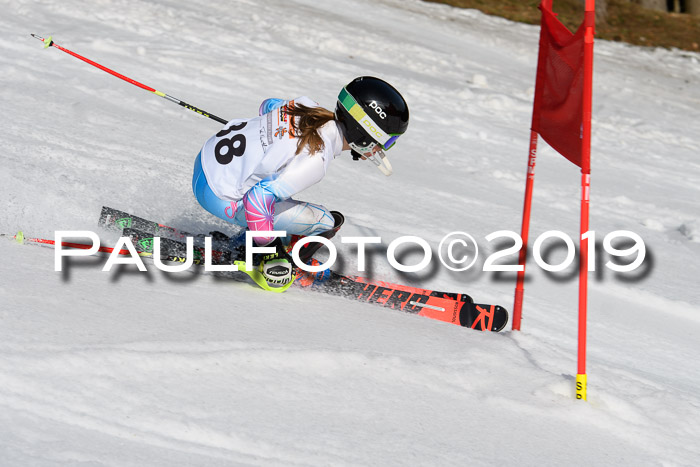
[215,122,247,165]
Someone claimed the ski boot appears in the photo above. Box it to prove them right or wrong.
[291,211,345,263]
[256,237,294,288]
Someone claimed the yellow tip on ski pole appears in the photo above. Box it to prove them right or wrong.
[43,35,53,48]
[576,374,587,401]
[15,231,25,244]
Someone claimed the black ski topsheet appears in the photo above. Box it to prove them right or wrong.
[100,207,509,332]
[99,206,195,240]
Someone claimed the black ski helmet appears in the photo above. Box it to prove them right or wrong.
[335,76,409,155]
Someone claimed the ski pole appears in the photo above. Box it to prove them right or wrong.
[30,34,228,124]
[4,231,138,256]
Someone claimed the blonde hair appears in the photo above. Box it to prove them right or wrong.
[283,103,336,155]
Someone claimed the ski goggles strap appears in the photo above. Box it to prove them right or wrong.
[338,88,401,150]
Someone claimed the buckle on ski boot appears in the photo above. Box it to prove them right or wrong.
[258,238,294,288]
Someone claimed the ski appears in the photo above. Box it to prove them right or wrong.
[98,206,194,240]
[117,222,509,332]
[99,205,345,264]
[8,224,508,332]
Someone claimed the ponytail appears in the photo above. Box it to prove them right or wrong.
[283,103,336,155]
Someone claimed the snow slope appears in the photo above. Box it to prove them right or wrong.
[1,0,700,464]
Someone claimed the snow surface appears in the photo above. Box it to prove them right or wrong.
[2,0,700,465]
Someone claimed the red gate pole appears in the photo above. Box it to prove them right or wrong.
[512,131,539,331]
[577,0,595,401]
[577,172,590,400]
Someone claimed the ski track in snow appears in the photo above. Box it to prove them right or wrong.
[2,0,700,465]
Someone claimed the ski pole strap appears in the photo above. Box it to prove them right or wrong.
[30,34,228,125]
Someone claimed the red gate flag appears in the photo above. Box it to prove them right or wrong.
[513,0,595,401]
[532,0,594,173]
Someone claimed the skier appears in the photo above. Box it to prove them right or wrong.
[192,76,409,288]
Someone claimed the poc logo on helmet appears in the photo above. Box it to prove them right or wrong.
[369,101,387,120]
[362,119,385,139]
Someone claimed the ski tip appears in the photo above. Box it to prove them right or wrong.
[15,231,25,244]
[464,303,509,333]
[490,305,509,332]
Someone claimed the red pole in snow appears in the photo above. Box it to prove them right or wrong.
[512,130,539,331]
[576,0,595,401]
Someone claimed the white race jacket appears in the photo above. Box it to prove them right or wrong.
[200,96,343,201]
